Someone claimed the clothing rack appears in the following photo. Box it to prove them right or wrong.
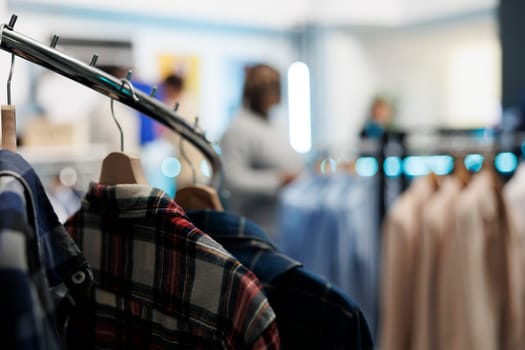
[0,15,222,188]
[372,128,525,220]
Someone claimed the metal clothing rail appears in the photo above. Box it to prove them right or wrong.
[0,15,222,188]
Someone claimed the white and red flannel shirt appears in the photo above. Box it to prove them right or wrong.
[65,183,279,349]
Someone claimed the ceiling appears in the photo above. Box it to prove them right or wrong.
[8,0,497,29]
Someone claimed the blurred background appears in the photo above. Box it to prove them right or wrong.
[3,0,525,342]
[0,0,504,155]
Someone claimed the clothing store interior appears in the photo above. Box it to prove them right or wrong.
[1,0,524,349]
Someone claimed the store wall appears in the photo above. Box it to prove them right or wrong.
[2,2,501,154]
[310,11,500,152]
[306,29,378,152]
[5,7,296,140]
[365,15,500,129]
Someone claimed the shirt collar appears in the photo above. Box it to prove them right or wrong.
[187,210,302,280]
[83,182,187,218]
[187,209,275,244]
[0,150,57,237]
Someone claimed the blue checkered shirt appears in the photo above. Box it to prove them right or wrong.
[187,210,375,350]
[0,150,93,350]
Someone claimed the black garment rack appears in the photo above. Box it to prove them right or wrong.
[373,128,522,221]
[0,15,222,188]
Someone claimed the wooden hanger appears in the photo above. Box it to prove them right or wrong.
[175,184,223,211]
[99,152,148,185]
[454,155,471,187]
[482,152,504,192]
[427,171,440,191]
[1,105,16,152]
[1,52,17,152]
[98,76,147,186]
[174,121,223,211]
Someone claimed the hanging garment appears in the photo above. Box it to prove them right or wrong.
[379,176,435,350]
[277,173,381,338]
[437,171,524,350]
[0,150,93,350]
[64,183,279,349]
[504,164,525,317]
[187,210,375,350]
[504,163,525,234]
[504,164,525,350]
[411,177,461,350]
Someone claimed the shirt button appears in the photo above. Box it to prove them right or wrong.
[72,271,86,284]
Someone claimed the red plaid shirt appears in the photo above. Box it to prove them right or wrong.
[65,183,279,349]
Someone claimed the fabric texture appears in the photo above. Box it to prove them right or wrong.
[504,164,525,345]
[0,150,93,350]
[438,171,524,350]
[188,209,375,350]
[277,173,381,338]
[65,183,279,349]
[411,178,461,350]
[220,108,303,236]
[379,176,435,350]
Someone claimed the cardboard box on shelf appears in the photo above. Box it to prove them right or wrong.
[22,117,88,147]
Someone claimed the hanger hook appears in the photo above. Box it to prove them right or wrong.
[179,136,197,185]
[110,98,124,152]
[179,117,199,184]
[122,79,139,102]
[110,77,139,152]
[7,53,15,105]
[1,19,17,106]
[122,70,139,102]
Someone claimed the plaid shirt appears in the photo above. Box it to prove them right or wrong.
[187,210,375,350]
[0,150,93,350]
[65,183,279,349]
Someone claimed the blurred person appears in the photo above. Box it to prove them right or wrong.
[162,74,185,107]
[220,63,303,237]
[360,96,394,138]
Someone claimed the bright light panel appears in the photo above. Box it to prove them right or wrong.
[384,157,402,177]
[403,156,430,177]
[161,157,182,178]
[355,157,378,177]
[429,155,454,176]
[464,154,484,173]
[288,61,312,153]
[495,152,518,174]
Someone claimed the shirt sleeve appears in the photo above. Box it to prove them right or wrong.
[0,175,61,350]
[250,320,280,350]
[224,267,280,349]
[380,202,417,350]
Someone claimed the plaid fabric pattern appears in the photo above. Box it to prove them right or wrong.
[65,183,279,349]
[187,210,375,350]
[0,150,93,350]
